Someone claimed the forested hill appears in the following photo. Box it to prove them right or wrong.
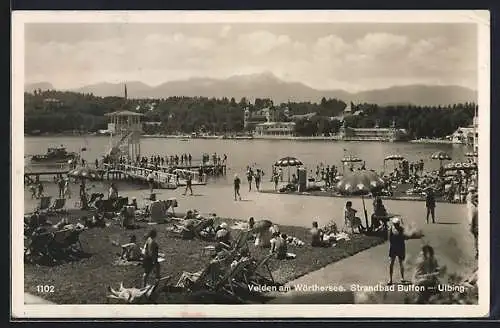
[24,89,476,139]
[25,73,477,106]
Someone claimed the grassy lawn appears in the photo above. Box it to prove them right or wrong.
[24,211,385,304]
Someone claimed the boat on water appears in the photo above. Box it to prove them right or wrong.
[30,145,79,164]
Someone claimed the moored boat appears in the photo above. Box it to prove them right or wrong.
[30,145,79,163]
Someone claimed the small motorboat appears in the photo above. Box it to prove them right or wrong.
[30,145,79,164]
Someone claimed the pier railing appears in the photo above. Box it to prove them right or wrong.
[103,163,206,184]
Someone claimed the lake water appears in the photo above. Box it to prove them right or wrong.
[24,136,472,185]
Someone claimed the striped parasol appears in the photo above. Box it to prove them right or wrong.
[431,151,452,168]
[384,154,405,161]
[275,156,303,167]
[444,162,478,171]
[431,151,452,161]
[341,155,363,163]
[465,151,478,158]
[336,169,386,229]
[68,167,100,180]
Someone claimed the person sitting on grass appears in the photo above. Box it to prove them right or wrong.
[371,197,388,231]
[344,201,364,233]
[83,214,106,228]
[413,245,442,303]
[215,222,231,244]
[310,221,333,247]
[130,197,138,210]
[270,231,287,259]
[120,235,142,262]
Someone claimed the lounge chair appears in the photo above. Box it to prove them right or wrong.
[36,196,52,213]
[214,257,252,298]
[245,253,275,285]
[24,230,53,262]
[48,198,66,215]
[176,259,223,292]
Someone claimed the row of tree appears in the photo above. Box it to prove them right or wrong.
[24,90,476,138]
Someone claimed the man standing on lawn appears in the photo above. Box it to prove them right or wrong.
[142,229,161,287]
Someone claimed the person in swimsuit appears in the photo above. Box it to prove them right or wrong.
[233,174,242,201]
[142,229,160,287]
[388,217,407,285]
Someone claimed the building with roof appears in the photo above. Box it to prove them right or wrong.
[254,121,296,137]
[338,120,409,142]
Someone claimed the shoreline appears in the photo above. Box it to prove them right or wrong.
[25,133,462,145]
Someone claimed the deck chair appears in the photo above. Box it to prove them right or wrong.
[25,230,54,262]
[245,253,275,285]
[113,197,129,211]
[220,230,251,255]
[36,196,52,212]
[48,198,66,215]
[164,198,178,215]
[176,259,223,291]
[214,257,252,297]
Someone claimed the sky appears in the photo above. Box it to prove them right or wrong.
[24,23,478,92]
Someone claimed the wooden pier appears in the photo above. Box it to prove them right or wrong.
[24,163,70,185]
[101,163,225,189]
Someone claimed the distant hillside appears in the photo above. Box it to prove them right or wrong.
[25,82,54,94]
[25,73,477,106]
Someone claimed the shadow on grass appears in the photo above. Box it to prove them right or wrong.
[25,211,385,304]
[435,222,460,225]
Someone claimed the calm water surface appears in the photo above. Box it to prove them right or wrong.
[24,136,472,184]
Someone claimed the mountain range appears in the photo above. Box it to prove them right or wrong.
[25,72,477,106]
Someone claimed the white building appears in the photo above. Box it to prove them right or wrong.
[254,122,296,137]
[451,126,476,145]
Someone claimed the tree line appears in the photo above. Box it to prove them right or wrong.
[24,90,476,139]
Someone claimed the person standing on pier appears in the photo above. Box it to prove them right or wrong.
[234,174,242,201]
[183,173,193,196]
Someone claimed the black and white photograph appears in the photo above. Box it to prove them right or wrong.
[11,10,490,318]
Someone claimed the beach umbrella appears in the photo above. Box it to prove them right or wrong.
[336,170,386,229]
[68,167,100,180]
[275,157,303,182]
[444,162,478,171]
[274,157,303,167]
[341,155,363,174]
[431,151,452,168]
[465,151,478,158]
[383,154,405,172]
